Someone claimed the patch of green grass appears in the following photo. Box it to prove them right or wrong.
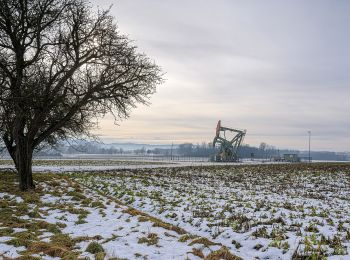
[21,192,41,204]
[188,237,221,247]
[6,231,38,247]
[95,252,106,260]
[28,208,42,218]
[51,233,75,249]
[66,191,87,201]
[86,241,104,254]
[178,234,198,242]
[232,239,242,249]
[91,201,105,208]
[0,227,14,236]
[75,212,89,225]
[75,218,87,225]
[26,241,74,258]
[138,233,159,246]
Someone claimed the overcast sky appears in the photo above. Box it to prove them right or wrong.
[91,0,350,152]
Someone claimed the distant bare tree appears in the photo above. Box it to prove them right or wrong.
[0,0,163,190]
[259,142,267,158]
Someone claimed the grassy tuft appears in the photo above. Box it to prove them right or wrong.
[188,237,221,247]
[138,233,159,246]
[27,241,68,257]
[86,241,104,254]
[50,233,74,249]
[204,246,242,260]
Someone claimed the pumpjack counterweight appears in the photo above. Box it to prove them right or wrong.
[212,120,246,162]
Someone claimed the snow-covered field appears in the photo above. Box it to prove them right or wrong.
[0,158,282,173]
[0,171,239,259]
[1,162,350,259]
[72,163,350,259]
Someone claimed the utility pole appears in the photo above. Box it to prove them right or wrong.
[308,131,311,163]
[170,142,173,161]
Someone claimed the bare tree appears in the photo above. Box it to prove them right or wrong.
[0,0,163,190]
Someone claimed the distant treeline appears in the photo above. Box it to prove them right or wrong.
[173,142,297,159]
[172,142,349,161]
[64,143,124,155]
[1,141,349,161]
[124,142,349,161]
[148,142,296,159]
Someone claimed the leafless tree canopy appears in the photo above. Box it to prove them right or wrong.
[0,0,163,190]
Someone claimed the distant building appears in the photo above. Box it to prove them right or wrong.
[271,156,282,162]
[283,154,300,163]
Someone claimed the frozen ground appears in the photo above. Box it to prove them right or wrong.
[72,163,350,259]
[1,162,350,259]
[0,172,239,259]
[0,158,283,172]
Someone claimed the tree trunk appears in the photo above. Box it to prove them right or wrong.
[14,137,35,191]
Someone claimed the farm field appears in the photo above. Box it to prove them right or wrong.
[0,159,175,173]
[0,172,233,260]
[0,158,269,173]
[72,163,350,259]
[1,162,350,259]
[0,159,168,167]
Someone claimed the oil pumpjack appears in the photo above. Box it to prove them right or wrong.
[212,120,246,162]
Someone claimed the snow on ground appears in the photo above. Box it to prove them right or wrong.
[0,243,26,258]
[0,172,238,259]
[2,161,350,259]
[72,163,350,259]
[37,186,201,259]
[0,158,283,173]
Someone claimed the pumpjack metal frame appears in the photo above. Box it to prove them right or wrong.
[212,120,246,162]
